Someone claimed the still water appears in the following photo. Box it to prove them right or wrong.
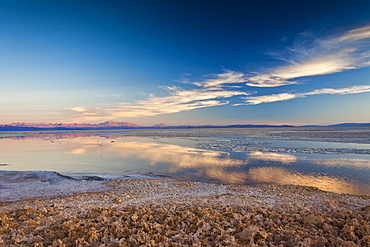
[1,130,370,195]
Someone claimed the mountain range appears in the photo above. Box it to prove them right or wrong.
[0,121,369,131]
[0,121,294,131]
[0,121,141,130]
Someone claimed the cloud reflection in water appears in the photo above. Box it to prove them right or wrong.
[248,167,358,195]
[68,139,247,184]
[66,138,369,194]
[248,151,297,164]
[313,158,370,169]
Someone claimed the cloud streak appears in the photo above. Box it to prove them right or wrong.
[66,84,250,121]
[304,85,370,96]
[190,71,247,88]
[237,93,297,105]
[246,25,370,87]
[239,85,370,105]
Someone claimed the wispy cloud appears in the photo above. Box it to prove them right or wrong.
[304,85,370,95]
[66,85,250,121]
[239,85,370,105]
[68,107,88,112]
[236,93,297,105]
[246,25,370,87]
[337,25,370,42]
[190,71,247,88]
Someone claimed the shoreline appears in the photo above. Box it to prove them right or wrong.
[1,169,369,204]
[1,178,369,246]
[0,170,160,203]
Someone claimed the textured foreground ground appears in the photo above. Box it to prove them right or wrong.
[1,178,370,246]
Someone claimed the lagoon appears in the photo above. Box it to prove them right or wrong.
[1,127,370,195]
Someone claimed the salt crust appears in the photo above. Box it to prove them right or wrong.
[1,179,370,246]
[2,178,368,215]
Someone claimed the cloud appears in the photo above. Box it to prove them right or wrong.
[68,107,87,112]
[66,85,250,121]
[239,93,297,105]
[139,86,247,105]
[337,25,370,42]
[191,71,247,88]
[239,85,370,105]
[304,85,370,95]
[246,25,370,87]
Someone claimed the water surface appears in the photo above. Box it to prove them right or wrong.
[1,129,369,195]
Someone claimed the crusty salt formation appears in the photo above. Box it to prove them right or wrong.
[1,179,369,246]
[1,203,370,246]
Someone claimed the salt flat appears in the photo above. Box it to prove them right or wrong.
[1,178,369,246]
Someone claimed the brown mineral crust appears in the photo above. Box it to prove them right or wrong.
[1,178,369,246]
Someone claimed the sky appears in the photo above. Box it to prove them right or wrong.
[1,0,370,126]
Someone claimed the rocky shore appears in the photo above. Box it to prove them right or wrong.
[1,178,369,246]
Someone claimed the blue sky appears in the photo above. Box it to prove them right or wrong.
[1,0,370,125]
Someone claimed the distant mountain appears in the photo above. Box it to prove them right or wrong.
[3,121,368,131]
[218,124,294,128]
[0,121,296,131]
[151,123,168,128]
[146,124,295,129]
[95,121,142,128]
[300,123,370,127]
[328,123,370,127]
[0,121,142,131]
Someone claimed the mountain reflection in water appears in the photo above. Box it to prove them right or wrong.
[0,132,369,195]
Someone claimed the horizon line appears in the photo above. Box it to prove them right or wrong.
[1,121,370,129]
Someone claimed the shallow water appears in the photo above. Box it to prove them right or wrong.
[0,129,370,195]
